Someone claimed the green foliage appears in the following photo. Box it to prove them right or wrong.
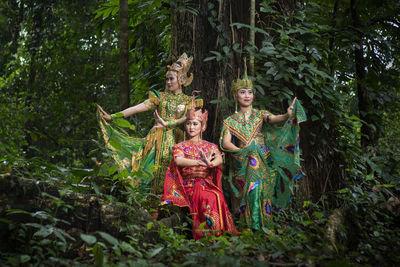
[0,0,117,166]
[1,208,76,265]
[336,179,400,264]
[214,1,343,127]
[94,0,170,136]
[206,0,400,195]
[0,91,27,161]
[0,0,170,168]
[1,154,399,266]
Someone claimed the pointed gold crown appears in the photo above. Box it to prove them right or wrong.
[187,109,208,132]
[167,52,194,87]
[186,91,207,132]
[231,58,254,100]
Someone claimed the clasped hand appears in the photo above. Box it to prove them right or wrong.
[153,110,167,128]
[286,97,297,117]
[96,104,112,121]
[198,148,215,167]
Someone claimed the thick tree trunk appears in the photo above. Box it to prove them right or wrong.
[172,0,252,142]
[172,0,346,203]
[119,0,130,110]
[350,0,374,153]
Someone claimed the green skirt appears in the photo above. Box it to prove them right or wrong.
[98,111,183,192]
[222,100,306,230]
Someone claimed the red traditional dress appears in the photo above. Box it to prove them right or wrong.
[162,140,237,240]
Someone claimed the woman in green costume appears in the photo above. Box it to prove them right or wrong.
[220,65,306,231]
[97,53,203,192]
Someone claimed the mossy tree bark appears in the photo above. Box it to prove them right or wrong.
[171,0,346,202]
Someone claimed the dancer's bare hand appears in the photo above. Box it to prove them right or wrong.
[199,148,215,167]
[153,110,167,128]
[97,104,112,121]
[287,97,297,117]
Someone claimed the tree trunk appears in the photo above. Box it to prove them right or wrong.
[350,0,374,153]
[172,0,253,142]
[168,1,179,61]
[119,0,130,110]
[328,0,339,76]
[23,2,44,159]
[249,0,255,75]
[171,0,346,203]
[10,0,24,55]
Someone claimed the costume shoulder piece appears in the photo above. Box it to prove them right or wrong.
[171,142,188,157]
[149,90,161,104]
[143,90,160,109]
[223,109,264,145]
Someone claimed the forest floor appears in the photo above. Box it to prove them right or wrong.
[1,171,399,266]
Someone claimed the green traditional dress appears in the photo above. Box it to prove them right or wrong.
[220,101,306,230]
[99,89,203,192]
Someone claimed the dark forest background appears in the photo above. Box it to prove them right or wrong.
[0,0,399,265]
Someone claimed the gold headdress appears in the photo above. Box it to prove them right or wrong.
[187,91,208,132]
[231,58,254,100]
[167,53,194,87]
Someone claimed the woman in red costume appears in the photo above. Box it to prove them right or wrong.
[162,108,237,240]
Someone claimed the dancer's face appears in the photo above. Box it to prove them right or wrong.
[237,88,254,107]
[165,71,180,93]
[185,119,202,138]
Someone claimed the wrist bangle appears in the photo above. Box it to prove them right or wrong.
[166,119,178,127]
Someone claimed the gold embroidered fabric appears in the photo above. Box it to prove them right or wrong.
[98,89,203,193]
[139,90,203,191]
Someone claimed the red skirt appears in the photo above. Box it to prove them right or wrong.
[185,177,237,240]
